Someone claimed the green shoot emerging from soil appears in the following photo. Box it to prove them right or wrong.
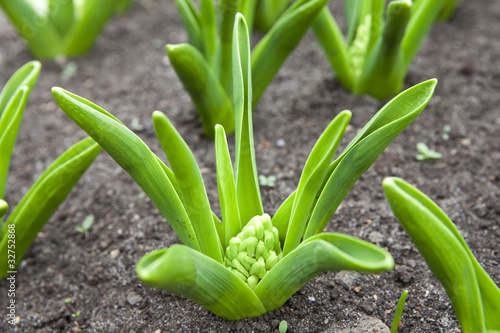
[383,177,500,332]
[53,15,438,320]
[313,0,455,99]
[391,290,408,333]
[0,61,101,279]
[170,0,328,138]
[75,215,95,233]
[415,142,442,160]
[0,0,126,59]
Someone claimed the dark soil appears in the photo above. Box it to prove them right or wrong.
[1,0,499,332]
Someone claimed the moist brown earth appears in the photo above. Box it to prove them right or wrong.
[0,0,499,332]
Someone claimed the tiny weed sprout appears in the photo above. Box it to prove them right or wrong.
[415,142,442,160]
[170,0,328,138]
[0,0,124,59]
[383,177,500,332]
[52,15,438,320]
[279,320,288,333]
[313,0,453,99]
[442,124,451,141]
[0,62,101,279]
[75,215,95,233]
[391,290,408,333]
[259,175,276,188]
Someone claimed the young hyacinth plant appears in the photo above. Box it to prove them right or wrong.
[0,61,101,279]
[383,177,500,333]
[313,0,454,100]
[52,15,438,320]
[169,0,328,138]
[0,0,125,59]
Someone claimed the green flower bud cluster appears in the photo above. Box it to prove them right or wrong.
[224,214,282,290]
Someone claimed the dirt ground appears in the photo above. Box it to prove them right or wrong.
[0,0,499,332]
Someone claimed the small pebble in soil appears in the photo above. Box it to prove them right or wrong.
[126,292,143,306]
[110,249,120,259]
[276,139,286,147]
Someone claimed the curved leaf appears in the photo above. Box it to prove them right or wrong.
[252,0,329,106]
[52,87,200,250]
[136,244,267,320]
[255,232,394,311]
[166,43,234,139]
[215,124,241,248]
[175,0,203,51]
[283,110,351,255]
[153,111,222,263]
[383,177,500,332]
[304,79,437,237]
[0,138,101,278]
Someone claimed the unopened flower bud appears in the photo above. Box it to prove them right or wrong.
[224,214,282,289]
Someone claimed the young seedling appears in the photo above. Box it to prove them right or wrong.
[75,215,95,233]
[313,0,453,99]
[0,0,123,59]
[391,290,408,333]
[415,142,442,160]
[53,15,437,320]
[0,62,101,279]
[279,320,288,333]
[169,0,328,138]
[383,177,500,332]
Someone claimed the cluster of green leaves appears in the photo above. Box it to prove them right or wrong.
[383,177,500,332]
[0,61,101,279]
[313,0,457,99]
[170,0,328,138]
[0,0,127,59]
[52,14,439,320]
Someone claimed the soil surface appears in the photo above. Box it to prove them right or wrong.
[1,1,499,332]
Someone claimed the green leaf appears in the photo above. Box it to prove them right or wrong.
[383,177,500,332]
[0,200,7,219]
[48,0,74,37]
[136,244,267,320]
[251,0,329,106]
[233,14,264,225]
[166,43,235,139]
[215,125,241,248]
[271,192,295,244]
[391,290,408,333]
[61,0,115,57]
[282,110,351,255]
[303,79,438,238]
[153,111,222,263]
[199,0,217,66]
[0,88,28,200]
[218,0,239,95]
[253,0,290,32]
[355,0,412,99]
[0,61,41,199]
[237,0,258,32]
[437,0,460,20]
[75,214,94,233]
[175,0,203,51]
[312,7,354,91]
[0,138,101,278]
[401,0,447,72]
[415,142,442,160]
[52,87,200,251]
[0,1,63,58]
[279,320,288,333]
[0,60,41,118]
[255,232,394,311]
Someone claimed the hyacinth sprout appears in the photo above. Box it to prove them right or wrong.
[52,14,438,319]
